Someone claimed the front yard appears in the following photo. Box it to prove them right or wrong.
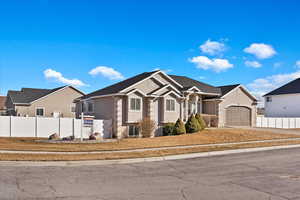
[0,128,299,152]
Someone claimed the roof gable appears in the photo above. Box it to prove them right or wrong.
[264,78,300,96]
[168,75,221,94]
[7,86,83,104]
[218,84,240,97]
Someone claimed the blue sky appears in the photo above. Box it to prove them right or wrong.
[1,0,300,103]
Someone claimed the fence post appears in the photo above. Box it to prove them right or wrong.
[72,118,75,137]
[35,116,37,137]
[9,116,12,137]
[58,117,61,137]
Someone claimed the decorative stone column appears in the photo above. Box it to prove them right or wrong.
[113,96,123,139]
[198,95,202,114]
[147,97,156,137]
[184,94,190,121]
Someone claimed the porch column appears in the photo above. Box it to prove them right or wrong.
[180,99,184,120]
[147,98,156,137]
[195,95,199,114]
[198,95,202,114]
[113,96,123,139]
[184,94,189,121]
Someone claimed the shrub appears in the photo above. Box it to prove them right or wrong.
[185,114,201,133]
[201,114,219,127]
[163,123,175,136]
[195,113,206,130]
[138,117,156,138]
[173,118,186,135]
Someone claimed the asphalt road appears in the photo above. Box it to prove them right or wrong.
[1,148,300,200]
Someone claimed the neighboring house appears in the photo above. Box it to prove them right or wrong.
[6,86,84,118]
[75,70,257,138]
[264,78,300,117]
[0,96,7,115]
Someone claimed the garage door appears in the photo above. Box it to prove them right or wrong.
[226,106,251,126]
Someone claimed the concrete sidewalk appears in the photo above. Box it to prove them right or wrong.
[1,137,300,155]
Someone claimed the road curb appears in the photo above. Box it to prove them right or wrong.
[1,143,300,167]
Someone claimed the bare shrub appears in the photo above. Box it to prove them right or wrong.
[138,117,156,138]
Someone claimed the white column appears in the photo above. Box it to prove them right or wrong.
[184,94,189,121]
[195,95,199,114]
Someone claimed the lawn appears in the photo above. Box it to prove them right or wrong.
[0,128,299,152]
[1,140,300,161]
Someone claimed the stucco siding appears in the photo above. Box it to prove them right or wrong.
[162,94,181,123]
[127,92,143,123]
[218,87,256,127]
[15,87,82,118]
[203,101,217,115]
[265,93,300,117]
[93,97,114,120]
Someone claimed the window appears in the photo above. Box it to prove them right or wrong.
[130,98,141,111]
[266,97,272,102]
[129,125,139,137]
[166,99,175,111]
[88,102,93,112]
[36,108,44,116]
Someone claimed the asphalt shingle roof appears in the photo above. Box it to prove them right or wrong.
[264,78,300,96]
[81,71,158,99]
[218,84,240,97]
[8,86,65,104]
[82,71,224,99]
[168,75,221,94]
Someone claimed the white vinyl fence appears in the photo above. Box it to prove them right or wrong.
[256,116,300,129]
[0,116,112,138]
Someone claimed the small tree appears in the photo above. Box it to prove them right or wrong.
[138,117,156,138]
[173,118,186,135]
[195,113,206,130]
[163,123,175,136]
[185,114,201,133]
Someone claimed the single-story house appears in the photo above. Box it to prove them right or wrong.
[0,96,7,115]
[75,70,257,138]
[264,78,300,117]
[6,85,84,118]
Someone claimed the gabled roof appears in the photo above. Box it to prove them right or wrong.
[264,78,300,96]
[7,86,83,104]
[168,75,221,94]
[0,96,6,109]
[81,71,158,99]
[218,84,240,97]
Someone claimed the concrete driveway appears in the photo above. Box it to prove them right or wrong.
[1,148,300,200]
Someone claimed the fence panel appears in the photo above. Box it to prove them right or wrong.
[37,117,59,138]
[60,118,74,138]
[11,117,36,137]
[0,116,112,138]
[256,116,300,129]
[0,116,10,137]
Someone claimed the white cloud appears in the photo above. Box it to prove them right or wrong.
[245,60,262,68]
[89,66,124,80]
[248,70,300,98]
[189,56,233,72]
[44,69,87,87]
[244,43,276,59]
[199,39,226,56]
[296,60,300,68]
